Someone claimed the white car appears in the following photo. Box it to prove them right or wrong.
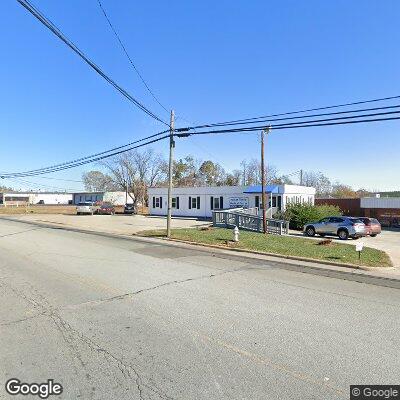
[76,202,98,215]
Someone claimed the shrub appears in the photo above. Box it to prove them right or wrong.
[274,203,342,230]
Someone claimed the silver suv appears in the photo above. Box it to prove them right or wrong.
[304,216,366,240]
[76,202,99,215]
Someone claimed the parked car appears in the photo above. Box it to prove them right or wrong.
[304,216,367,240]
[356,217,381,237]
[76,202,99,215]
[97,203,115,215]
[124,203,136,214]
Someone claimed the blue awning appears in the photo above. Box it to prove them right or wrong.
[243,185,282,194]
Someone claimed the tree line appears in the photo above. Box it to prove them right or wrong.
[81,148,373,208]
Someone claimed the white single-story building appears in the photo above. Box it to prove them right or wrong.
[72,191,133,206]
[0,191,73,206]
[148,184,316,218]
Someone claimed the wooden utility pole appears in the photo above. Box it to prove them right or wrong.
[166,110,175,238]
[125,179,128,205]
[261,129,267,234]
[300,169,303,186]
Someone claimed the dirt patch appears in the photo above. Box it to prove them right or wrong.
[0,205,76,215]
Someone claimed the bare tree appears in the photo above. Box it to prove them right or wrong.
[82,170,117,192]
[302,171,332,197]
[241,158,278,185]
[148,153,166,187]
[101,149,166,208]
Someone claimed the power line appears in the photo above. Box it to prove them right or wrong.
[8,177,80,192]
[28,176,84,183]
[17,0,169,126]
[183,104,400,130]
[177,114,400,137]
[1,133,170,178]
[96,0,169,114]
[259,109,400,130]
[271,115,400,131]
[1,128,169,177]
[282,169,302,178]
[182,95,400,130]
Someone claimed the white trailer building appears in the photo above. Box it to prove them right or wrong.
[148,184,315,219]
[0,191,73,206]
[72,191,133,206]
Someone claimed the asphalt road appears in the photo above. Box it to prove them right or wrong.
[1,219,399,400]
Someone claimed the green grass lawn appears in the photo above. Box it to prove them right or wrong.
[139,227,392,268]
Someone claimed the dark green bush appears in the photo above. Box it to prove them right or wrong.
[274,203,342,230]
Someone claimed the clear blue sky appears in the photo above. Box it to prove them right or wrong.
[1,0,399,191]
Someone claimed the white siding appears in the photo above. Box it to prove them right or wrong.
[148,186,248,218]
[103,192,132,206]
[72,192,133,205]
[31,193,72,204]
[1,192,72,205]
[148,185,316,218]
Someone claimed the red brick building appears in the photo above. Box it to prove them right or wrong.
[315,198,361,216]
[316,197,400,227]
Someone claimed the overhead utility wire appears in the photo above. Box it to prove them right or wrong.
[178,116,400,137]
[9,177,80,192]
[248,109,400,130]
[96,0,169,114]
[26,176,84,183]
[17,0,169,126]
[181,95,400,130]
[181,104,400,130]
[1,134,170,178]
[271,116,400,131]
[1,129,169,177]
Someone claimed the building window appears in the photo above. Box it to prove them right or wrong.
[272,197,277,207]
[172,197,179,209]
[277,196,282,210]
[255,195,267,209]
[153,196,163,208]
[4,196,29,202]
[210,196,223,210]
[188,196,200,210]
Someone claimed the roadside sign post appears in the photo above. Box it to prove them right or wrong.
[355,241,364,265]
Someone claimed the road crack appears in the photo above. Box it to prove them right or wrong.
[1,277,173,400]
[64,266,247,311]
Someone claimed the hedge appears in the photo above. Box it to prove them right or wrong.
[274,203,342,230]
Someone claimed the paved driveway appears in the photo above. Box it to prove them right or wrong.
[359,230,400,268]
[1,214,210,235]
[291,229,400,268]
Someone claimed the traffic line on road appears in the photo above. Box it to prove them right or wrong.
[196,333,344,396]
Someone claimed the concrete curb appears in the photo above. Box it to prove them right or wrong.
[156,237,380,271]
[1,216,399,289]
